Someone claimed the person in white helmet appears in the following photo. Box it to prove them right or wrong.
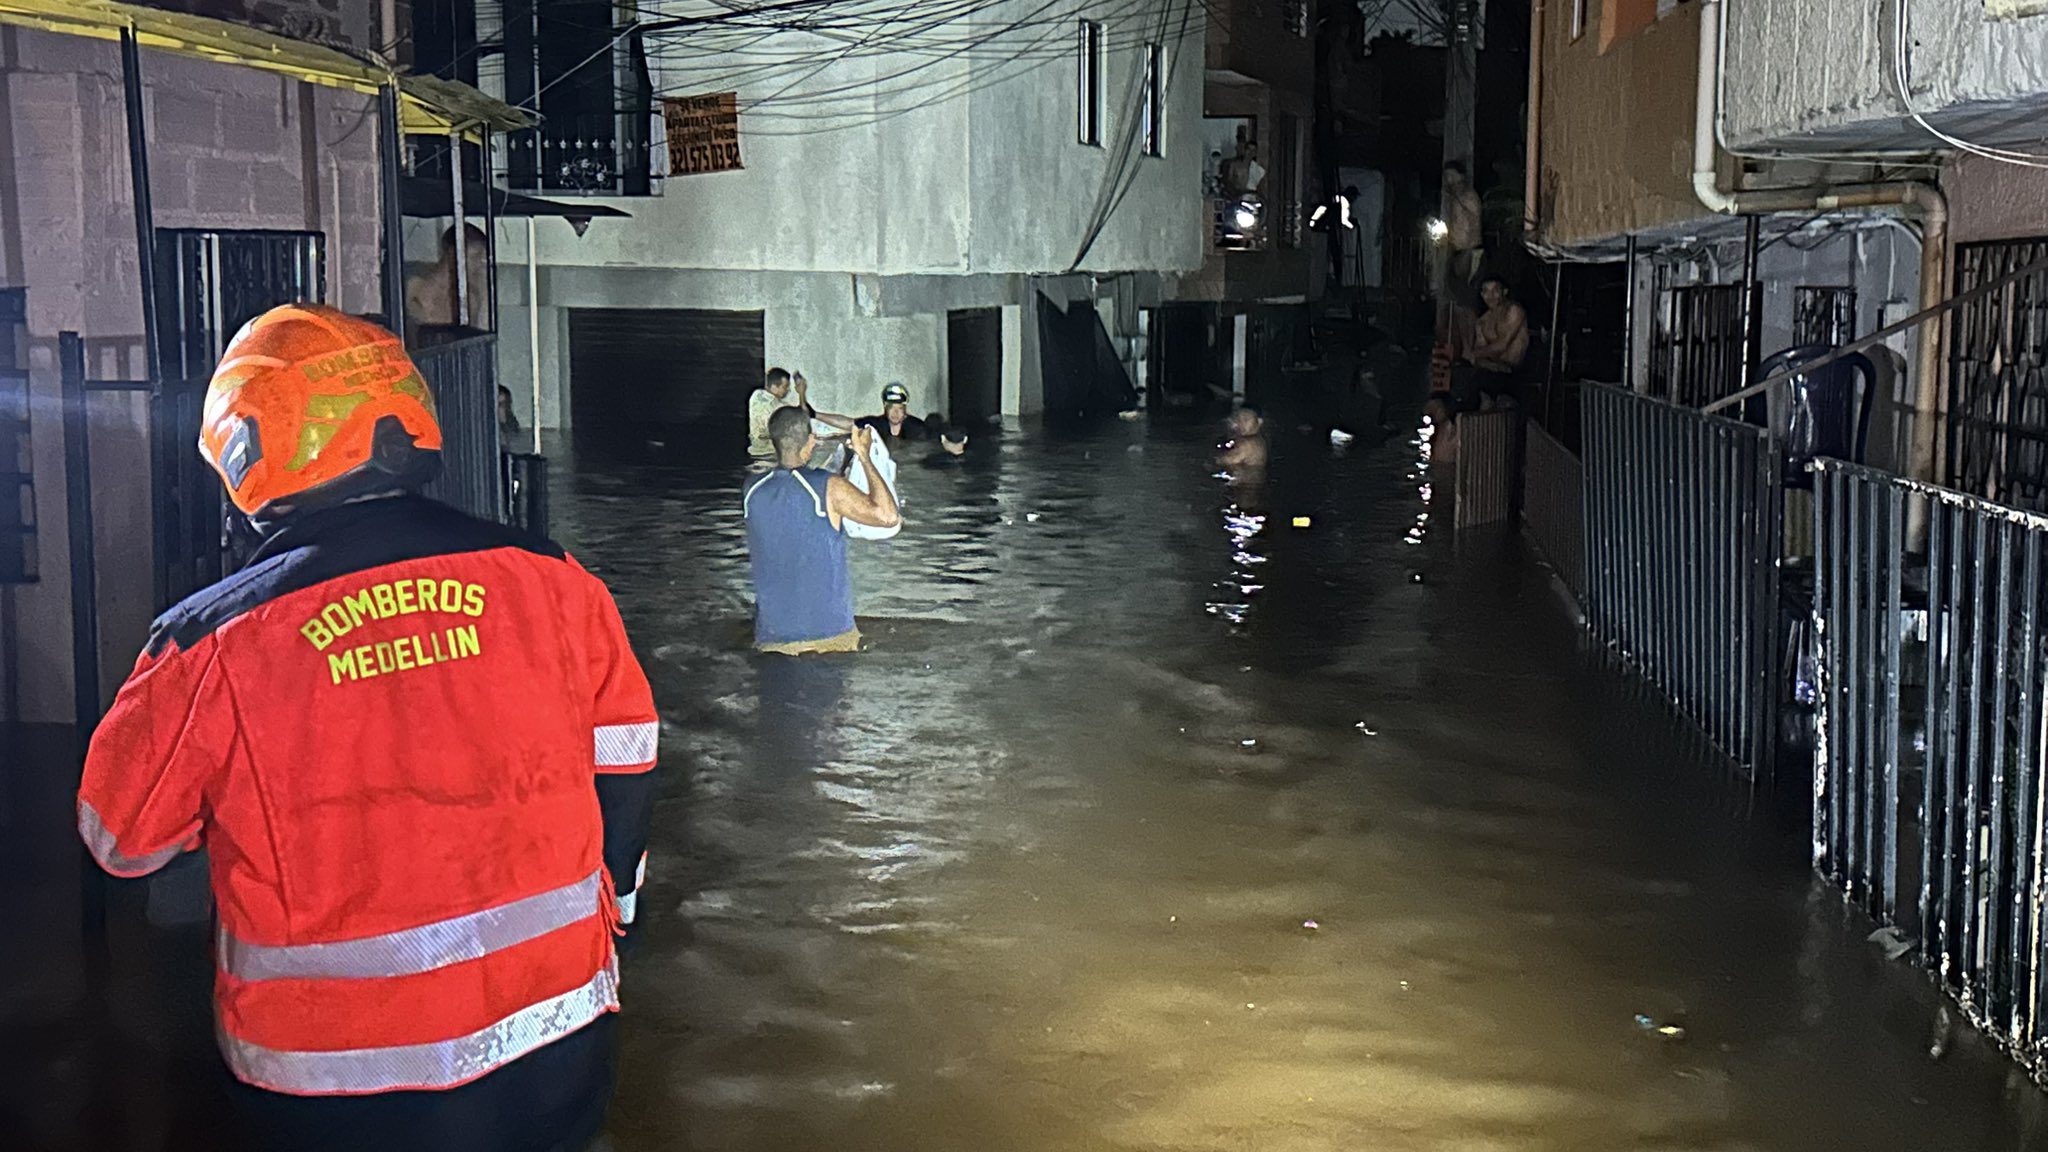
[855,382,931,445]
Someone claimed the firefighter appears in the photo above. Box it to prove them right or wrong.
[76,305,657,1152]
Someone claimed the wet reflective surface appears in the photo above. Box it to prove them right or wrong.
[555,413,2048,1152]
[10,397,2048,1150]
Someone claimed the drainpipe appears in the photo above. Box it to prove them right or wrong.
[1690,0,1948,485]
[1524,0,1544,241]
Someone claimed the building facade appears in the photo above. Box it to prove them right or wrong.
[1523,0,2048,485]
[468,0,1207,440]
[0,0,513,734]
[1149,0,1319,402]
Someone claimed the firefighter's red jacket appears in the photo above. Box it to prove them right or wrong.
[77,495,659,1097]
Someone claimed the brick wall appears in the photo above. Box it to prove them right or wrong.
[144,0,380,53]
[1535,0,1704,247]
[0,23,385,723]
[1946,154,2048,247]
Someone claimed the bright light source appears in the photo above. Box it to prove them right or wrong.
[1232,203,1260,230]
[1426,217,1450,243]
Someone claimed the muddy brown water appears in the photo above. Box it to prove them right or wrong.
[6,412,2048,1150]
[552,418,2048,1152]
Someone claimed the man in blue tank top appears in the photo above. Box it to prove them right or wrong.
[743,406,900,654]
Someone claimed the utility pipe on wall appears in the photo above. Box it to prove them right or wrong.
[1690,0,1947,486]
[527,216,542,454]
[1524,0,1544,242]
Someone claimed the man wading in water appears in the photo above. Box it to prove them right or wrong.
[744,407,900,654]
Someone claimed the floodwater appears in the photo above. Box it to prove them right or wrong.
[554,409,2048,1152]
[8,387,2048,1151]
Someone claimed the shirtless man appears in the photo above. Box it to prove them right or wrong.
[1443,276,1530,414]
[1217,407,1268,475]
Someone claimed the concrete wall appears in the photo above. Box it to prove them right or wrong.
[1946,153,2048,245]
[0,23,382,724]
[1533,0,1705,247]
[495,0,1204,427]
[966,0,1206,278]
[495,260,963,429]
[510,0,1204,280]
[1724,0,2048,152]
[491,235,1090,427]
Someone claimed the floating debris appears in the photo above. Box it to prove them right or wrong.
[1301,919,1320,931]
[1026,512,1042,523]
[1330,429,1357,445]
[1869,925,1917,961]
[1291,516,1312,528]
[1635,1014,1687,1041]
[1355,722,1379,736]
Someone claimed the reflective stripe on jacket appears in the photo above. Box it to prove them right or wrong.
[77,495,658,1097]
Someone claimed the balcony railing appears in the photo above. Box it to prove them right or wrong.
[504,110,665,197]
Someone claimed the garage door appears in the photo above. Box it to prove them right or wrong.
[567,308,764,453]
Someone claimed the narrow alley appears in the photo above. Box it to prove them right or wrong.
[560,412,2046,1151]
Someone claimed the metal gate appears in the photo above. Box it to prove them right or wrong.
[1795,286,1858,347]
[1453,409,1517,528]
[415,334,504,520]
[1813,458,2048,1080]
[1580,383,1785,772]
[1652,283,1751,409]
[1947,238,2048,511]
[1522,420,1584,603]
[152,229,326,607]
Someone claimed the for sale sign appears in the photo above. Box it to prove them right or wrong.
[663,93,743,176]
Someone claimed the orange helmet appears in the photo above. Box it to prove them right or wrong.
[199,305,442,517]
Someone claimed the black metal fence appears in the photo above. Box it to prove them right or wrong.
[1813,459,2048,1071]
[502,452,549,536]
[415,334,503,521]
[1581,384,1785,772]
[1454,410,1518,528]
[1652,284,1752,409]
[153,380,231,608]
[1947,238,2048,512]
[1523,420,1584,603]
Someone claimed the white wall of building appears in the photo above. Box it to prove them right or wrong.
[490,0,1203,427]
[1724,0,2048,152]
[511,0,1203,279]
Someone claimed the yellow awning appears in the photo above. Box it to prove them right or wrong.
[0,0,533,137]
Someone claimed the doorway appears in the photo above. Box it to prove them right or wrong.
[567,307,764,456]
[947,307,1001,428]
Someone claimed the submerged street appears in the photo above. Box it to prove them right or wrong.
[548,409,2048,1152]
[11,397,2048,1149]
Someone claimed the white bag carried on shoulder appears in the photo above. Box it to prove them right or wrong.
[825,424,902,541]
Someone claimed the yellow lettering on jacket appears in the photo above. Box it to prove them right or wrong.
[323,621,485,685]
[300,581,490,652]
